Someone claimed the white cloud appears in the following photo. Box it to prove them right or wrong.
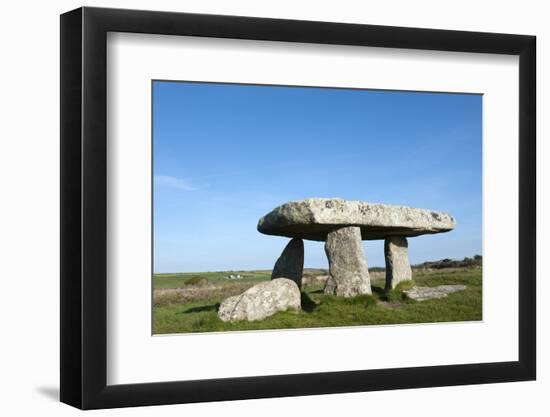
[154,175,197,191]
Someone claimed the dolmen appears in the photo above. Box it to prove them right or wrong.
[258,198,456,297]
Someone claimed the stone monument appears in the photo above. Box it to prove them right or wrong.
[258,198,456,297]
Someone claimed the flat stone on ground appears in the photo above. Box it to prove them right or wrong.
[258,198,456,241]
[403,285,467,301]
[218,278,301,322]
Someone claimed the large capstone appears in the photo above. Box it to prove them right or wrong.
[271,238,304,288]
[258,198,455,241]
[324,226,372,297]
[218,278,301,322]
[384,236,412,290]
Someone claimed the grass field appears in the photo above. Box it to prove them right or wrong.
[152,267,482,334]
[153,270,272,288]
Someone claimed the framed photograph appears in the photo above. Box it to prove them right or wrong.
[60,6,536,409]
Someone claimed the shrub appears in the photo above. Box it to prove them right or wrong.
[381,280,416,302]
[394,279,416,291]
[414,255,482,269]
[184,276,209,286]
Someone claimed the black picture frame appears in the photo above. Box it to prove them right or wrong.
[60,6,536,410]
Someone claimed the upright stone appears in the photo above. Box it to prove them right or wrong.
[271,238,304,288]
[324,226,372,297]
[384,236,412,290]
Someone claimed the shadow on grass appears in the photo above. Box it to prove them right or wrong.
[371,280,416,302]
[371,285,397,302]
[181,303,220,314]
[301,292,318,313]
[371,285,385,297]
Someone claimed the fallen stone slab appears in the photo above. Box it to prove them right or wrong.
[271,238,304,288]
[257,198,456,241]
[324,226,372,297]
[403,285,467,301]
[218,278,301,322]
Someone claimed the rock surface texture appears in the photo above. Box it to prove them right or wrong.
[218,278,301,322]
[384,236,413,290]
[271,238,304,288]
[257,198,456,241]
[324,226,372,297]
[403,285,467,301]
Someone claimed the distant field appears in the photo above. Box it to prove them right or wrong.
[153,270,272,289]
[152,267,482,334]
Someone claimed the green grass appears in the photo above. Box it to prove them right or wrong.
[153,270,271,289]
[153,267,482,334]
[376,279,417,302]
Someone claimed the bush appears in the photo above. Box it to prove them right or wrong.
[414,255,482,269]
[381,280,416,302]
[394,279,416,291]
[184,276,209,286]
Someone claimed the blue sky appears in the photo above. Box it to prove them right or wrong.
[153,81,482,273]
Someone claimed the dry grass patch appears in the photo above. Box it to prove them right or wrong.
[154,282,255,307]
